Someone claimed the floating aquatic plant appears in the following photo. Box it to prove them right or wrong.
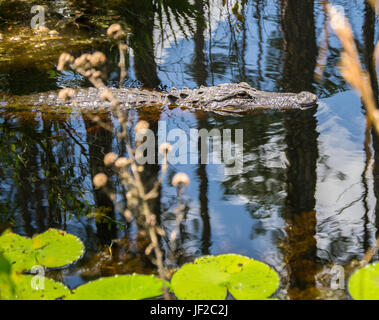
[11,275,70,300]
[65,274,168,300]
[0,252,71,300]
[0,253,15,299]
[170,254,280,300]
[348,262,379,300]
[0,228,282,300]
[0,228,84,272]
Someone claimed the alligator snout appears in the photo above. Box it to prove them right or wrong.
[298,91,318,109]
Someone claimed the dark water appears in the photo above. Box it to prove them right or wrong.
[0,0,378,299]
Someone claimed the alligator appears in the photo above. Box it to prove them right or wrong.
[1,82,317,114]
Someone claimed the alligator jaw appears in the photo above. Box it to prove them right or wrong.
[295,91,318,110]
[200,89,318,113]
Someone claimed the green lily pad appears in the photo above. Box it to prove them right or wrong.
[0,253,15,299]
[171,254,280,300]
[66,274,167,300]
[170,263,228,300]
[348,262,379,300]
[0,231,35,272]
[0,229,84,272]
[32,229,85,268]
[12,275,70,300]
[0,253,11,275]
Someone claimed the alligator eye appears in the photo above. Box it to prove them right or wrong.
[168,94,179,103]
[237,92,251,99]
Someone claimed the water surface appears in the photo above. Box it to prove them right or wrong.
[0,0,378,299]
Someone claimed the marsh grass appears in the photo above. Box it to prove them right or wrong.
[318,0,379,268]
[320,1,378,132]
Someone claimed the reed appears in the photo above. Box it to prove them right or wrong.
[326,2,379,133]
[323,0,379,269]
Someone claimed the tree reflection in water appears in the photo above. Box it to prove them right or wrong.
[0,0,378,299]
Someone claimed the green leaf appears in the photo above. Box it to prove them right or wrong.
[0,230,35,272]
[227,259,280,299]
[0,253,12,275]
[0,253,15,300]
[348,262,379,300]
[12,275,70,300]
[66,274,167,300]
[170,263,228,300]
[0,229,84,271]
[32,229,85,269]
[47,70,56,79]
[171,254,280,300]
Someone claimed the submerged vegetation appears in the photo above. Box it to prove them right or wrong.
[0,26,111,72]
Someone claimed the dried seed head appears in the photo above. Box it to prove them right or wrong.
[135,120,149,133]
[126,191,139,208]
[128,199,139,209]
[107,24,125,40]
[120,171,129,179]
[111,99,119,109]
[156,227,165,236]
[91,70,102,79]
[120,44,128,51]
[159,142,172,155]
[123,209,133,222]
[0,34,3,41]
[145,244,154,255]
[104,152,118,166]
[172,172,190,187]
[93,173,108,188]
[58,88,75,101]
[89,52,106,67]
[115,157,130,168]
[57,53,74,71]
[84,69,95,78]
[100,88,114,102]
[73,54,89,68]
[126,189,138,200]
[146,214,156,226]
[107,23,121,34]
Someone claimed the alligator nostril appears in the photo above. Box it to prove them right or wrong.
[168,94,179,103]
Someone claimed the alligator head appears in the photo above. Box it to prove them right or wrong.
[179,82,318,112]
